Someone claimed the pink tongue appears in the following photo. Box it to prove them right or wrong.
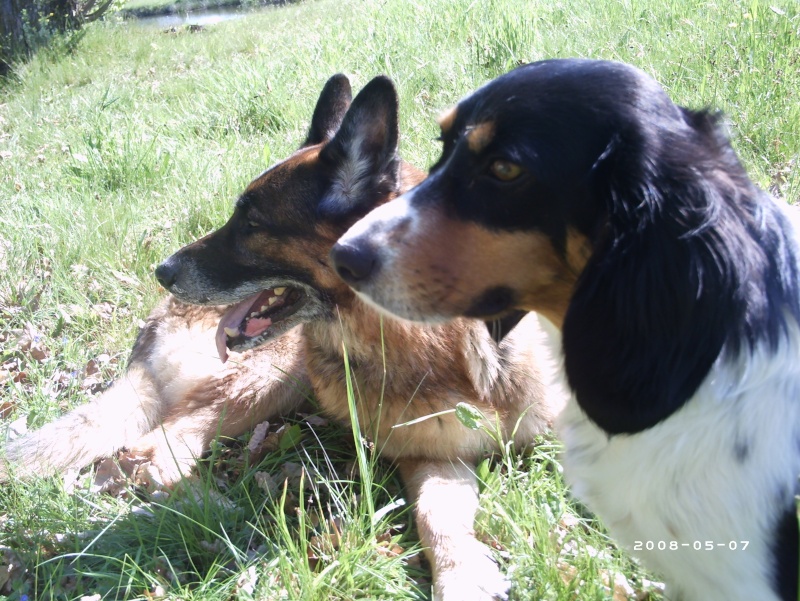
[245,317,272,337]
[215,290,274,363]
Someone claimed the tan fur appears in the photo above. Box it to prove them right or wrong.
[466,121,496,154]
[437,106,458,136]
[0,296,310,485]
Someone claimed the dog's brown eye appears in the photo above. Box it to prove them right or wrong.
[489,160,523,182]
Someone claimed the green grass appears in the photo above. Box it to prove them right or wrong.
[0,0,798,598]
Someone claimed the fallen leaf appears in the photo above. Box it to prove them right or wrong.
[91,302,115,320]
[281,462,304,489]
[600,570,635,600]
[16,323,49,362]
[557,561,578,586]
[0,546,26,593]
[254,471,279,496]
[111,270,139,288]
[0,400,13,418]
[235,565,258,596]
[302,414,329,427]
[248,421,269,452]
[91,458,127,496]
[85,359,100,377]
[376,540,404,558]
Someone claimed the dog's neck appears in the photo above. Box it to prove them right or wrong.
[303,294,504,404]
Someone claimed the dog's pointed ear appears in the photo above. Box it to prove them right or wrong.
[303,74,353,147]
[318,75,400,214]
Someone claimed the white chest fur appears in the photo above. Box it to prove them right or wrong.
[557,334,800,600]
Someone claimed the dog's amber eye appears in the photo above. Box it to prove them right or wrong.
[488,160,523,182]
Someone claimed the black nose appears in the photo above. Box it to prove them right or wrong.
[154,258,178,290]
[330,241,379,286]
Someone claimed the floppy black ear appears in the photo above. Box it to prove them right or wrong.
[318,75,400,214]
[562,117,775,435]
[303,74,353,147]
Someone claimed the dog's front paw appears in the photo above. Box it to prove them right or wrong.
[122,435,197,489]
[434,547,509,601]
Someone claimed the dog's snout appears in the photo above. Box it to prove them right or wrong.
[155,258,179,290]
[330,241,379,287]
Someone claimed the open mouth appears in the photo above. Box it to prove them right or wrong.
[215,285,306,362]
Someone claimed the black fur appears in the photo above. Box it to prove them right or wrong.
[772,501,800,601]
[303,73,352,146]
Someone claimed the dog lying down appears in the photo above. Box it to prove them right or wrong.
[2,74,566,601]
[154,73,567,601]
[332,58,800,601]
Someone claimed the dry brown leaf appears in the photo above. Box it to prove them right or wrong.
[557,561,578,586]
[91,302,115,320]
[248,421,270,453]
[376,540,404,558]
[91,457,127,496]
[280,462,304,489]
[16,323,49,362]
[0,400,14,419]
[85,359,100,377]
[81,373,105,394]
[303,414,329,427]
[254,471,279,496]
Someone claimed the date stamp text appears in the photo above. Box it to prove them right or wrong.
[633,540,750,551]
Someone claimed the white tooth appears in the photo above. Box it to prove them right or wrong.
[268,296,278,305]
[274,287,286,296]
[224,327,240,338]
[260,305,269,312]
[250,311,259,317]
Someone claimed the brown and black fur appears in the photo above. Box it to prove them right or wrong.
[155,74,564,601]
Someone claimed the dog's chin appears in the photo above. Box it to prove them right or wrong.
[353,288,453,326]
[353,281,518,325]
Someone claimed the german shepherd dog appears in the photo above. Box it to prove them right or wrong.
[154,74,564,600]
[332,59,800,601]
[0,297,309,486]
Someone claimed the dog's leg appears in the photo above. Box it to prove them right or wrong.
[0,363,160,480]
[398,458,509,601]
[127,376,309,486]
